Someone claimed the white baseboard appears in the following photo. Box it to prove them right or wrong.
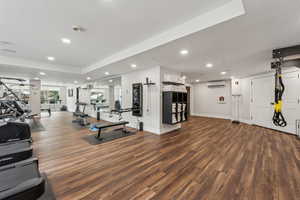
[191,113,253,125]
[191,113,231,120]
[239,119,252,125]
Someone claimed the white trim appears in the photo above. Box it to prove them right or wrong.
[239,119,253,125]
[191,113,232,120]
[192,113,253,125]
[0,55,81,74]
[83,0,245,73]
[159,127,181,135]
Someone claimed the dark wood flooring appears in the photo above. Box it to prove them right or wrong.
[32,112,300,200]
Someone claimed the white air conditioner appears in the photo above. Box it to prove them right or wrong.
[207,81,226,88]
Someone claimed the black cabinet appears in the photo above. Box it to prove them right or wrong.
[162,92,188,125]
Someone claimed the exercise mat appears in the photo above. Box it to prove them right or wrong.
[82,130,136,145]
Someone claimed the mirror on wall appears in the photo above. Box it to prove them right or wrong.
[90,90,106,105]
[91,77,122,110]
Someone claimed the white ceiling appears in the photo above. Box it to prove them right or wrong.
[92,0,300,82]
[0,0,300,83]
[0,0,231,67]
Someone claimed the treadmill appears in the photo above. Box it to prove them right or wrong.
[0,122,31,143]
[0,139,33,167]
[0,158,45,200]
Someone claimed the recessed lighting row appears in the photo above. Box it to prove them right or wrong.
[46,37,72,62]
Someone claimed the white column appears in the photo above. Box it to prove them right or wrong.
[29,79,41,115]
[109,85,115,109]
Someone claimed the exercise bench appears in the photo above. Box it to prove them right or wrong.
[95,121,129,140]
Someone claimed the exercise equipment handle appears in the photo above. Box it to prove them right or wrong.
[272,62,287,127]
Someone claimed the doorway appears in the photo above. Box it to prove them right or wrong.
[251,71,300,135]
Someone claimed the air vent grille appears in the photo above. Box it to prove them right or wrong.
[0,49,16,53]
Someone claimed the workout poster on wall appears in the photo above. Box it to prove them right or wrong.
[218,96,226,104]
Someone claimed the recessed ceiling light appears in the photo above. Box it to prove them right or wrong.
[206,63,213,68]
[39,72,46,76]
[109,79,113,83]
[47,56,55,61]
[34,77,40,80]
[61,38,71,44]
[74,81,78,84]
[131,64,137,68]
[221,71,227,75]
[182,76,187,80]
[86,77,91,80]
[196,79,200,82]
[180,49,189,55]
[104,72,110,75]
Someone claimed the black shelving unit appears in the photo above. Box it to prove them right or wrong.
[163,91,188,125]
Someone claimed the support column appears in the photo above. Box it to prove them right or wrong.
[29,79,41,116]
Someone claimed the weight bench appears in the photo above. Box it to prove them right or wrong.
[95,121,129,140]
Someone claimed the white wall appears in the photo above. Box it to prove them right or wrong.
[192,81,232,119]
[120,66,161,133]
[99,66,183,134]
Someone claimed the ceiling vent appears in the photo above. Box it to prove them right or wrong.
[0,49,16,53]
[72,25,86,32]
[0,41,13,45]
[207,81,226,88]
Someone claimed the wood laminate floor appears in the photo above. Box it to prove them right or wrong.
[32,112,300,200]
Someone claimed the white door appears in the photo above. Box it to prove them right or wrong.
[251,71,300,135]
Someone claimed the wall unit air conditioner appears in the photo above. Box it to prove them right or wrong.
[207,81,226,88]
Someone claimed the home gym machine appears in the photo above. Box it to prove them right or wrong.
[0,77,31,121]
[271,45,300,128]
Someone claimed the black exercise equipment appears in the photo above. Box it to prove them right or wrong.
[0,77,25,102]
[0,122,31,143]
[270,45,300,127]
[0,100,26,120]
[272,60,287,127]
[95,121,129,140]
[0,139,32,167]
[91,103,109,121]
[0,77,33,121]
[0,158,45,200]
[73,102,90,126]
[72,87,90,126]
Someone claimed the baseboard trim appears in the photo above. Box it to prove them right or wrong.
[191,113,231,120]
[191,113,253,125]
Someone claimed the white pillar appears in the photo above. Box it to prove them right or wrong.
[109,85,115,109]
[29,79,41,115]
